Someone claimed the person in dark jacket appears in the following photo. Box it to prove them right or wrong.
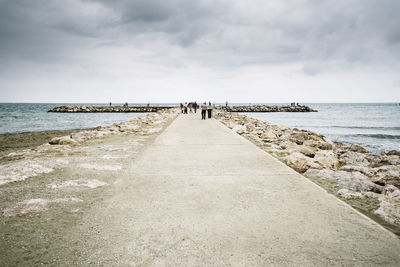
[184,102,188,114]
[207,102,213,118]
[201,102,207,120]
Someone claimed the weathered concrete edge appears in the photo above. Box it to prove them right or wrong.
[213,118,400,239]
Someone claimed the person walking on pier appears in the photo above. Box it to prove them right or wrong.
[194,102,198,113]
[201,102,207,120]
[207,102,213,118]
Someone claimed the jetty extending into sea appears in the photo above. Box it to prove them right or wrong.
[48,104,317,113]
[218,104,317,112]
[1,110,400,265]
[48,105,173,113]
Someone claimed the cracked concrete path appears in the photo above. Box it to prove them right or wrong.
[69,113,400,266]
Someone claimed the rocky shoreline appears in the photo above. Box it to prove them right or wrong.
[214,110,400,234]
[217,104,317,112]
[0,108,179,265]
[2,108,398,232]
[0,108,178,184]
[48,104,317,113]
[48,105,176,113]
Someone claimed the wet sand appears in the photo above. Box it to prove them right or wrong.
[0,130,80,158]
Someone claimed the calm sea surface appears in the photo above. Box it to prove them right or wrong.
[1,103,399,153]
[0,103,151,134]
[243,103,400,153]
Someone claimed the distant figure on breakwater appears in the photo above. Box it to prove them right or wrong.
[109,102,112,107]
[194,102,198,113]
[123,102,128,107]
[207,102,213,118]
[225,101,228,108]
[290,102,302,107]
[201,102,207,120]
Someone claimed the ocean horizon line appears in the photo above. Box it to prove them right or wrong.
[0,102,399,105]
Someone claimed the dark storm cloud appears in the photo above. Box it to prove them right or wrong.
[1,0,400,71]
[88,0,400,68]
[0,0,119,67]
[86,0,231,47]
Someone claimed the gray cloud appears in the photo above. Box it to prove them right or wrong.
[0,0,399,102]
[1,0,400,69]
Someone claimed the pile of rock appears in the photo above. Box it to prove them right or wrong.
[0,108,179,163]
[215,110,400,227]
[48,108,178,145]
[48,105,176,113]
[217,105,317,112]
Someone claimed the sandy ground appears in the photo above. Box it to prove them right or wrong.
[0,118,174,266]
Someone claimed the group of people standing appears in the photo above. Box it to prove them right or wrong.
[180,102,198,114]
[180,101,213,120]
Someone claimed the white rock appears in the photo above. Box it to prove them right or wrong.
[374,196,400,225]
[339,165,374,177]
[232,125,247,135]
[313,150,338,170]
[337,189,364,199]
[340,151,370,167]
[284,152,322,173]
[49,136,77,145]
[304,169,377,192]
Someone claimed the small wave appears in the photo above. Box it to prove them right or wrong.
[330,126,400,130]
[302,125,400,130]
[346,134,400,140]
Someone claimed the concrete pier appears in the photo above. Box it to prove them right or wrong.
[71,113,400,265]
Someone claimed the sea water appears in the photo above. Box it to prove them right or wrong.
[243,103,400,154]
[1,103,399,153]
[0,103,149,134]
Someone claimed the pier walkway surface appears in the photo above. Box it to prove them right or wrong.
[70,114,400,265]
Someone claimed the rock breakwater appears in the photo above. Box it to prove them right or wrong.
[215,110,400,231]
[217,105,317,112]
[0,108,179,182]
[48,105,176,113]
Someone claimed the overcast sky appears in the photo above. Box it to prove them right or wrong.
[0,0,399,103]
